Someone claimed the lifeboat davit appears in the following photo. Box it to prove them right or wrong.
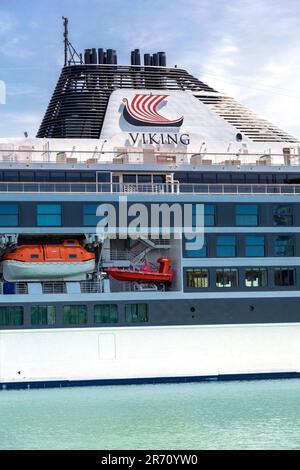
[2,239,95,281]
[105,258,175,283]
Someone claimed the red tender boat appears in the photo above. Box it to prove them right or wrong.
[105,257,175,283]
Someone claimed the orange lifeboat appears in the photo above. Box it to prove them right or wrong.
[105,257,175,283]
[2,240,95,281]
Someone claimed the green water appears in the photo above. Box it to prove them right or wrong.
[0,379,300,450]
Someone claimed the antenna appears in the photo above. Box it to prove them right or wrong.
[62,16,83,66]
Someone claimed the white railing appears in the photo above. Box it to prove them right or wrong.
[0,181,300,195]
[0,148,299,166]
[11,281,103,295]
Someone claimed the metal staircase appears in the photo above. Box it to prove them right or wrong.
[101,238,170,268]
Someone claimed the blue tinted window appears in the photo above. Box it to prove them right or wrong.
[274,236,294,256]
[273,205,293,226]
[0,204,19,226]
[185,236,207,257]
[37,204,61,226]
[83,204,101,226]
[216,235,236,257]
[245,235,265,257]
[236,205,258,226]
[192,204,215,227]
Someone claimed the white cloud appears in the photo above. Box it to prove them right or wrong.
[182,0,300,139]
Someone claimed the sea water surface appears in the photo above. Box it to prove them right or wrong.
[1,379,300,450]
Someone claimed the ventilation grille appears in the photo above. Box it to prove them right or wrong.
[196,93,298,143]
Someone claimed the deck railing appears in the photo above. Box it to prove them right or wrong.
[0,148,299,166]
[10,280,103,295]
[0,181,299,195]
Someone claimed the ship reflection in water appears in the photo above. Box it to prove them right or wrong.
[1,380,300,450]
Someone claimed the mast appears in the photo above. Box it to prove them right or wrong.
[62,16,69,67]
[62,16,82,66]
[62,16,68,67]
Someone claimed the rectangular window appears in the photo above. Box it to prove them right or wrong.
[245,235,265,257]
[274,236,294,256]
[245,268,268,287]
[216,268,238,288]
[37,204,62,226]
[186,268,209,288]
[0,204,19,226]
[216,235,236,257]
[192,204,215,227]
[31,305,56,326]
[94,304,118,324]
[273,205,293,226]
[274,268,295,287]
[0,306,23,326]
[63,305,87,325]
[125,304,148,323]
[83,204,101,226]
[236,205,258,226]
[185,236,207,257]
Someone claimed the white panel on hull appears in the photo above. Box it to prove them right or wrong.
[0,324,300,384]
[98,334,116,360]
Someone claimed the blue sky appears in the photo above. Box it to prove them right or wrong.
[0,0,299,138]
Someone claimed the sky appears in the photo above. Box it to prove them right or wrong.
[0,0,299,139]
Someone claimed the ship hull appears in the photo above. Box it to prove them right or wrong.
[1,321,300,388]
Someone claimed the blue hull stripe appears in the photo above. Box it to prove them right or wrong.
[1,371,300,390]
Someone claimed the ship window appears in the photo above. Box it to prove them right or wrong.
[202,173,216,183]
[187,173,201,183]
[31,254,39,259]
[35,171,50,182]
[31,305,56,326]
[66,171,81,182]
[236,205,258,226]
[185,235,207,257]
[0,306,23,326]
[231,173,246,184]
[186,268,209,288]
[94,304,118,324]
[125,304,148,323]
[245,174,259,184]
[216,235,236,257]
[216,269,238,288]
[81,172,96,182]
[174,172,188,183]
[123,174,137,183]
[274,268,295,287]
[68,254,77,258]
[50,171,65,182]
[0,204,19,226]
[245,268,268,287]
[63,305,87,325]
[217,173,231,183]
[153,175,165,183]
[37,204,62,227]
[83,204,103,226]
[192,204,215,227]
[274,236,294,256]
[97,172,110,183]
[3,171,18,182]
[19,171,35,182]
[273,205,293,226]
[245,235,265,257]
[138,175,151,183]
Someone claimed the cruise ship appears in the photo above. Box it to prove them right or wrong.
[1,21,300,389]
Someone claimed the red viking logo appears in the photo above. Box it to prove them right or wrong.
[122,94,183,127]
